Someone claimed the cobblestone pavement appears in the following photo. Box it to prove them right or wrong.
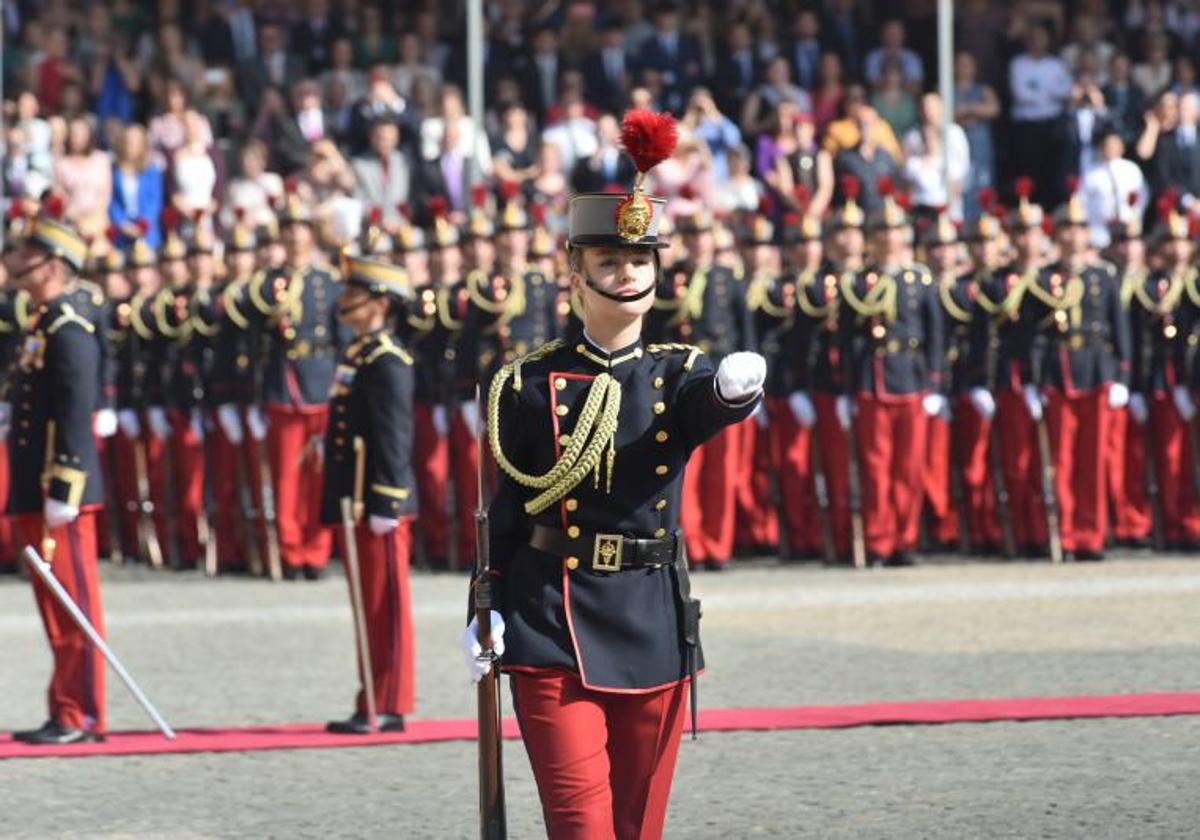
[2,554,1199,838]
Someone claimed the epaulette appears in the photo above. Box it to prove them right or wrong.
[646,342,702,371]
[466,269,508,314]
[249,270,276,316]
[363,333,414,366]
[46,303,96,335]
[507,338,565,391]
[68,278,106,308]
[1097,259,1118,278]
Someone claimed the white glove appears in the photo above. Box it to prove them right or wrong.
[246,405,268,442]
[369,514,398,535]
[716,351,767,402]
[968,387,996,420]
[835,395,854,430]
[752,402,769,429]
[1173,386,1197,421]
[0,401,9,440]
[92,408,118,439]
[1108,382,1130,410]
[217,404,244,444]
[460,401,481,437]
[788,391,816,428]
[461,610,506,683]
[190,408,205,440]
[1129,393,1149,425]
[432,405,449,437]
[922,393,949,419]
[44,499,79,529]
[118,409,141,439]
[147,407,171,440]
[1023,385,1044,422]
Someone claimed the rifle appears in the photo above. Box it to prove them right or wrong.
[809,427,837,565]
[131,434,164,569]
[1030,350,1064,563]
[157,416,183,569]
[339,437,377,732]
[982,314,1017,558]
[946,410,971,556]
[233,434,264,576]
[839,330,868,569]
[472,385,507,840]
[1137,322,1165,552]
[198,412,217,577]
[256,430,284,581]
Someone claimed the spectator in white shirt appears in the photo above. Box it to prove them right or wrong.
[1132,34,1173,98]
[864,19,923,92]
[1009,23,1073,207]
[1082,127,1147,247]
[903,92,970,220]
[1060,15,1115,84]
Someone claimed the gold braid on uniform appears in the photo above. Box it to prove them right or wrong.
[795,271,834,319]
[1134,269,1188,315]
[745,275,769,313]
[1121,268,1148,308]
[488,339,625,515]
[466,270,509,315]
[1184,268,1200,308]
[976,269,1035,320]
[839,271,896,322]
[436,287,463,330]
[939,279,973,324]
[753,277,794,320]
[1025,272,1085,328]
[646,342,702,371]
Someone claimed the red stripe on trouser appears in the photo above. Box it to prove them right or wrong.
[412,402,450,562]
[168,410,205,565]
[18,512,107,733]
[1109,405,1152,541]
[767,396,818,554]
[995,390,1048,548]
[1150,395,1200,542]
[922,415,958,545]
[856,397,927,558]
[682,423,742,564]
[266,405,333,569]
[511,671,687,840]
[337,519,415,716]
[447,413,479,569]
[1045,388,1110,553]
[813,393,852,556]
[208,417,245,570]
[952,395,1000,549]
[0,443,13,568]
[735,412,778,550]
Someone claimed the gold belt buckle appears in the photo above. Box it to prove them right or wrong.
[593,534,624,572]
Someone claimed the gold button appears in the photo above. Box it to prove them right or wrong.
[653,402,665,414]
[653,377,664,389]
[555,377,567,390]
[565,556,580,570]
[654,528,667,538]
[655,499,667,510]
[567,525,581,538]
[655,465,668,475]
[565,499,578,511]
[655,430,669,443]
[559,434,571,446]
[556,404,569,416]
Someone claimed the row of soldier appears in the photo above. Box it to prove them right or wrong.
[2,173,1199,577]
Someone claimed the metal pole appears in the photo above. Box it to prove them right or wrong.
[466,0,485,189]
[22,545,177,739]
[937,0,954,208]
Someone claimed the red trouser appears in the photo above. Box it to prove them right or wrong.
[682,422,742,565]
[447,410,480,568]
[512,670,687,840]
[734,412,778,552]
[1150,394,1200,543]
[953,395,1000,550]
[1045,387,1110,554]
[18,512,106,732]
[336,519,415,716]
[995,390,1048,549]
[412,402,450,564]
[813,393,852,557]
[856,395,927,559]
[0,443,14,569]
[922,414,958,546]
[208,414,250,571]
[1109,405,1151,541]
[266,404,332,570]
[766,396,818,555]
[168,410,205,566]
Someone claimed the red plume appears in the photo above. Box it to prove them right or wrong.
[1157,188,1180,219]
[368,205,383,226]
[678,183,697,201]
[757,193,774,216]
[978,187,998,212]
[619,109,678,174]
[162,205,180,232]
[233,206,246,222]
[783,211,801,227]
[1040,216,1055,236]
[895,190,912,212]
[471,184,488,209]
[43,194,65,220]
[876,175,895,198]
[793,184,811,210]
[426,195,449,219]
[499,180,520,201]
[1127,190,1139,208]
[397,202,412,221]
[840,174,860,201]
[106,224,119,244]
[993,205,1008,222]
[135,218,150,236]
[284,175,299,195]
[1065,175,1079,195]
[1190,217,1200,239]
[1014,176,1034,199]
[530,203,547,226]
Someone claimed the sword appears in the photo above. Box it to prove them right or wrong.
[340,460,377,733]
[23,544,176,739]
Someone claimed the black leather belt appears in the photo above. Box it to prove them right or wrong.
[530,524,678,572]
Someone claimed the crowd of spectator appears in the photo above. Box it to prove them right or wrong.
[6,0,1200,255]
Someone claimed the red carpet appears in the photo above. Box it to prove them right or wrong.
[3,692,1199,760]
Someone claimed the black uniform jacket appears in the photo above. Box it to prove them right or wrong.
[487,333,759,692]
[748,272,798,397]
[970,265,1043,391]
[8,295,104,512]
[407,280,473,405]
[648,262,754,361]
[208,275,263,406]
[1131,269,1187,397]
[791,266,843,395]
[319,329,418,524]
[1170,269,1200,390]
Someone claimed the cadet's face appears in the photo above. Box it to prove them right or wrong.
[750,244,779,274]
[1167,238,1194,265]
[14,246,61,304]
[432,245,462,280]
[469,238,496,271]
[1058,225,1088,254]
[835,228,864,256]
[683,231,714,265]
[336,285,384,332]
[283,222,313,258]
[498,230,529,265]
[931,242,958,272]
[572,246,657,321]
[229,250,257,277]
[163,258,188,284]
[402,249,430,285]
[1016,227,1043,259]
[188,253,213,279]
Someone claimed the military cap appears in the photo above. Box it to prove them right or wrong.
[1108,190,1144,243]
[867,176,909,231]
[465,184,495,240]
[497,181,530,232]
[529,204,555,258]
[921,211,960,247]
[1051,176,1087,228]
[426,196,461,248]
[24,196,87,271]
[278,178,313,225]
[393,204,427,252]
[1007,177,1045,231]
[160,207,188,261]
[830,175,866,231]
[227,208,259,252]
[341,253,413,301]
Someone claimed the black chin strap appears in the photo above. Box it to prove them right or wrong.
[583,275,655,303]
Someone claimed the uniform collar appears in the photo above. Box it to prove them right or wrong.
[575,330,644,369]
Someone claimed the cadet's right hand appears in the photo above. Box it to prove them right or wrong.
[461,610,506,683]
[1022,385,1044,422]
[217,404,244,444]
[788,391,816,428]
[460,401,481,438]
[117,409,141,440]
[432,405,449,437]
[246,406,268,442]
[147,407,171,440]
[835,395,854,430]
[1173,386,1197,422]
[968,387,996,420]
[1129,393,1149,425]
